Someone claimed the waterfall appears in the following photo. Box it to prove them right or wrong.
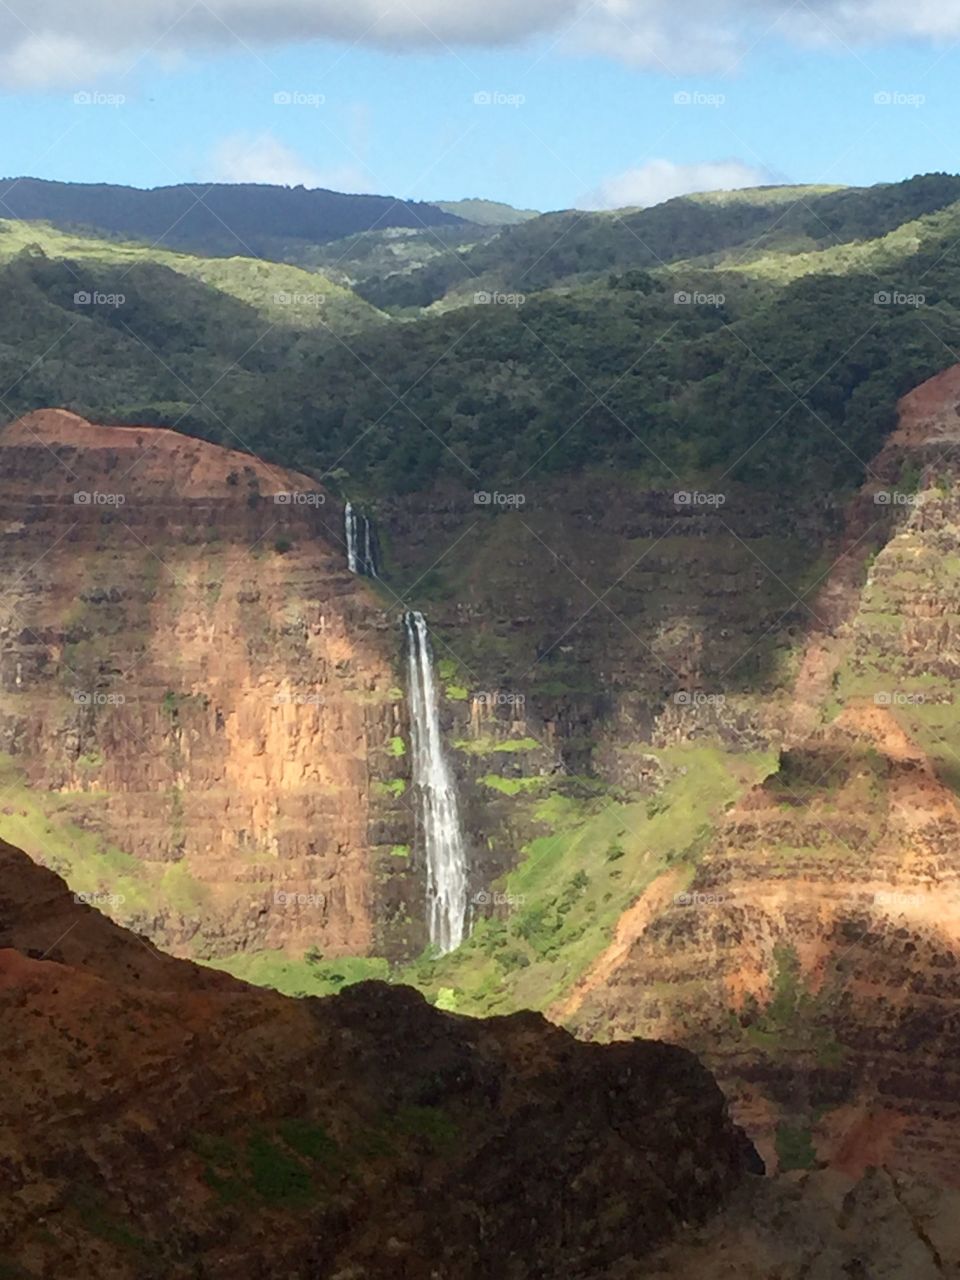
[345,502,359,574]
[345,501,378,578]
[405,611,468,954]
[363,517,377,578]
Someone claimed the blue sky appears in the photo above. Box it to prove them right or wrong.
[2,2,959,211]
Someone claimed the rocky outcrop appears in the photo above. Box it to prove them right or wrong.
[0,411,415,958]
[0,835,760,1280]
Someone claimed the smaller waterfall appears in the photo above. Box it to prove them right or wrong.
[405,611,468,954]
[345,502,379,578]
[345,501,359,574]
[363,517,377,578]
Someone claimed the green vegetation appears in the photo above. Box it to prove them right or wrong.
[403,744,775,1016]
[209,950,389,997]
[68,1187,149,1252]
[194,1123,341,1208]
[0,756,227,933]
[480,774,546,796]
[739,942,845,1067]
[775,1121,818,1171]
[388,1104,457,1150]
[374,778,407,798]
[1,174,959,503]
[0,218,385,333]
[435,198,540,226]
[0,177,460,262]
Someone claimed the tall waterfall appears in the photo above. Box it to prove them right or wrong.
[405,611,468,954]
[345,502,378,578]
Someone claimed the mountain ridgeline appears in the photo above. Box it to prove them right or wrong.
[0,176,466,258]
[2,173,960,496]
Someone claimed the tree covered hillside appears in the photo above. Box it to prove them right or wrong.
[0,174,959,501]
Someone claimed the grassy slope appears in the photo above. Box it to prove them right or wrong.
[0,756,208,921]
[0,219,386,333]
[435,199,540,226]
[206,744,775,1010]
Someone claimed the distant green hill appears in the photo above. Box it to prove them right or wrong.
[0,219,386,333]
[307,225,497,288]
[436,199,540,226]
[0,177,464,260]
[357,173,960,311]
[2,171,960,510]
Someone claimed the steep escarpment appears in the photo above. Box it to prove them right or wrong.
[0,411,417,959]
[556,367,960,1184]
[0,835,760,1280]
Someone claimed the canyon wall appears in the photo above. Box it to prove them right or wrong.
[557,367,960,1182]
[0,410,418,958]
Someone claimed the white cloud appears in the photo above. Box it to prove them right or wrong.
[0,0,958,87]
[581,158,775,211]
[208,132,374,192]
[211,133,323,187]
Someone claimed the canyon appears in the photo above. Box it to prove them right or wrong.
[2,360,960,1193]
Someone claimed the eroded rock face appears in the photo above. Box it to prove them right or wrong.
[559,367,960,1185]
[0,836,760,1280]
[0,411,413,958]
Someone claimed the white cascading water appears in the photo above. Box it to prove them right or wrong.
[405,611,468,953]
[364,518,377,578]
[345,502,378,577]
[345,501,359,574]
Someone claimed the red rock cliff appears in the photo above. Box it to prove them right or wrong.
[0,410,409,958]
